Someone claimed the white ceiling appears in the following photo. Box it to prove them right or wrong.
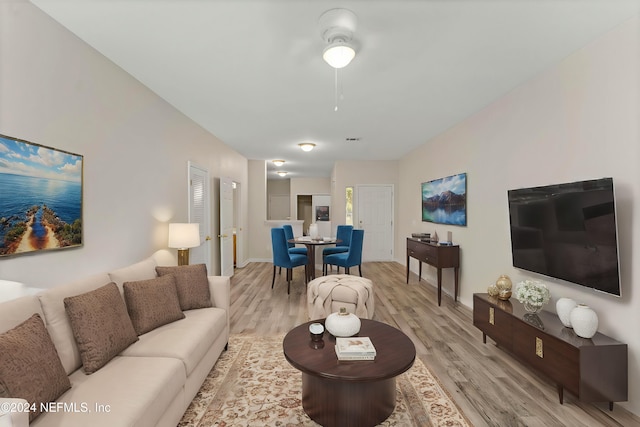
[30,0,640,178]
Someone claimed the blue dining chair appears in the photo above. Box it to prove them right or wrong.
[271,228,308,294]
[324,229,364,277]
[322,225,353,275]
[283,224,307,255]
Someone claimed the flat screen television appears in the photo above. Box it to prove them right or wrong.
[508,177,621,297]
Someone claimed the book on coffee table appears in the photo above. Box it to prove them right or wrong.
[335,337,376,360]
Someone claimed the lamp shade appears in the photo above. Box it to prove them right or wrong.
[168,223,200,249]
[323,42,355,69]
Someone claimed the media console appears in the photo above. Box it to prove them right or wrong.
[473,293,627,409]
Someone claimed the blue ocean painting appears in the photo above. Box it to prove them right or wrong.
[0,135,83,256]
[422,173,467,226]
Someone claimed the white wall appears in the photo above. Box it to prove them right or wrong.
[0,1,248,286]
[397,16,640,415]
[331,160,399,228]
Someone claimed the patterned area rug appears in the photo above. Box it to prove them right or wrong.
[179,335,471,427]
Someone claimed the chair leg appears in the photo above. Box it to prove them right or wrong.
[346,267,350,275]
[279,266,281,275]
[271,266,276,289]
[359,265,362,277]
[287,269,291,294]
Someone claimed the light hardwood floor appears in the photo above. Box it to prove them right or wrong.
[229,261,640,427]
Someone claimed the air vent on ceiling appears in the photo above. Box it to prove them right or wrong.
[345,137,361,142]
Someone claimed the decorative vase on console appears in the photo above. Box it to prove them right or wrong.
[556,297,577,328]
[515,280,550,314]
[495,275,512,301]
[308,223,319,240]
[570,304,598,339]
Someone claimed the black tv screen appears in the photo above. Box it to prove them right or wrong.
[508,178,621,297]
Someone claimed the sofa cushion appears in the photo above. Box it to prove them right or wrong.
[108,257,158,290]
[64,283,138,374]
[37,273,112,375]
[30,355,185,427]
[0,314,71,422]
[121,307,227,376]
[155,264,212,310]
[123,275,185,335]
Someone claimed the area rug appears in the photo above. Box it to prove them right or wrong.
[179,335,471,427]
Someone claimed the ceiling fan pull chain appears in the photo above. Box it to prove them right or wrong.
[334,67,339,112]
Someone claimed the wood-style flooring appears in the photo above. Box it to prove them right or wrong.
[229,261,640,427]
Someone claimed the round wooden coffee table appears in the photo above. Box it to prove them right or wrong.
[283,319,416,427]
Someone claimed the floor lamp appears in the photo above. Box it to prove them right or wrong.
[168,223,200,266]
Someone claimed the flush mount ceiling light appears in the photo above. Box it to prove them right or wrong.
[272,159,285,167]
[276,171,288,177]
[319,8,358,69]
[298,142,316,152]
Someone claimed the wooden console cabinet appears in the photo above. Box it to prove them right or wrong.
[473,293,627,409]
[406,238,460,306]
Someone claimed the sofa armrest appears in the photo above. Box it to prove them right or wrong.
[208,276,230,328]
[0,398,30,427]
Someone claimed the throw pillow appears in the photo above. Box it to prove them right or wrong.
[64,282,138,374]
[123,275,185,335]
[155,264,212,310]
[0,314,71,422]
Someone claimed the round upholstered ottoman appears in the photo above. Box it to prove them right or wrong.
[307,274,374,320]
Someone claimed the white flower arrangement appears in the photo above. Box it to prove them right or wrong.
[515,280,550,307]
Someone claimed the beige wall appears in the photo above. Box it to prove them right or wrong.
[0,1,248,285]
[332,159,399,229]
[398,16,640,415]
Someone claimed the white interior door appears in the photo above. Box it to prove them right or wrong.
[188,163,211,272]
[356,185,394,261]
[219,176,234,277]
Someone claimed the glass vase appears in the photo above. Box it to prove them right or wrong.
[523,301,543,313]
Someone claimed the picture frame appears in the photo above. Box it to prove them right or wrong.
[421,173,467,226]
[0,134,83,257]
[316,206,330,221]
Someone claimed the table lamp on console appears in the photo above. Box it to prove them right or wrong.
[168,223,200,265]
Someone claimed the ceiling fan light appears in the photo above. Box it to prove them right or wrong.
[272,159,285,167]
[298,142,316,152]
[323,42,355,69]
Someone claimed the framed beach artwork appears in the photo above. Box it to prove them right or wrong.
[0,134,83,257]
[421,173,467,226]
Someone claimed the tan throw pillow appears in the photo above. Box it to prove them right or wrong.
[123,275,185,335]
[0,314,71,422]
[155,264,212,310]
[64,282,138,374]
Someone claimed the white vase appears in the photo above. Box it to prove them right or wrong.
[570,304,598,339]
[325,307,361,337]
[309,223,319,239]
[556,298,577,328]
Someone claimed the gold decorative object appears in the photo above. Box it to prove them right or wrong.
[495,275,512,300]
[489,307,495,325]
[535,337,544,358]
[487,284,499,297]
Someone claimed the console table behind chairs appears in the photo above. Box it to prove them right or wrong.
[288,237,342,282]
[406,237,460,306]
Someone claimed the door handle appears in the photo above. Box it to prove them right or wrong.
[217,234,228,238]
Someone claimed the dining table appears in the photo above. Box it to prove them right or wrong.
[288,237,341,282]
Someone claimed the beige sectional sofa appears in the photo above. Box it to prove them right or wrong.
[0,252,230,427]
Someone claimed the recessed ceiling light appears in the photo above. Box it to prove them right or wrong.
[299,142,316,152]
[272,159,285,167]
[276,171,288,177]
